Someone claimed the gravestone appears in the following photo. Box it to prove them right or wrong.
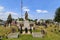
[22,11,33,34]
[32,32,44,38]
[7,32,19,38]
[24,20,30,29]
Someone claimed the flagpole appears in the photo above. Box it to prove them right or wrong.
[21,0,23,18]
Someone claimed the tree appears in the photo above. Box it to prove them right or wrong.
[54,7,60,23]
[34,19,37,22]
[34,19,38,25]
[7,14,12,24]
[19,18,24,21]
[0,19,3,22]
[25,28,28,33]
[28,18,33,21]
[45,19,52,24]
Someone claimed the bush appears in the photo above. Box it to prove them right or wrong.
[29,28,32,33]
[20,27,23,33]
[25,28,28,33]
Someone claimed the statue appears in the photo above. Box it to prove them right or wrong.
[25,11,28,20]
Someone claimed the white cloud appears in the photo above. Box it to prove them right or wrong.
[0,6,19,20]
[0,12,4,15]
[0,11,19,20]
[36,10,42,13]
[0,6,4,11]
[42,10,48,13]
[22,7,30,12]
[5,12,18,16]
[36,9,48,13]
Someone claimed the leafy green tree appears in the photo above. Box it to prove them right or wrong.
[19,18,24,21]
[28,18,33,21]
[34,19,38,25]
[34,19,37,22]
[7,14,12,24]
[45,19,52,24]
[0,19,3,22]
[54,7,60,23]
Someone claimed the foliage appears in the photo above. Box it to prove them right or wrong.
[25,28,28,33]
[19,18,24,21]
[0,19,3,22]
[0,27,11,36]
[7,14,12,24]
[20,27,23,33]
[29,28,32,33]
[45,19,52,24]
[34,19,38,25]
[28,18,34,22]
[54,7,60,23]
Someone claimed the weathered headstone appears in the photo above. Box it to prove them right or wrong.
[7,32,19,38]
[32,32,44,38]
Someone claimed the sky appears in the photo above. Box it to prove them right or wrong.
[0,0,60,20]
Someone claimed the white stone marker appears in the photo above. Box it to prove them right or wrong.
[32,32,44,38]
[24,20,30,29]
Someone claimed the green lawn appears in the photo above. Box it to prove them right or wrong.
[0,25,60,40]
[2,33,60,40]
[2,34,47,40]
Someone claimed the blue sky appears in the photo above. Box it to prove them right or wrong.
[0,0,60,20]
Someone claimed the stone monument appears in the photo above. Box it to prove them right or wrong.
[24,20,30,29]
[24,11,29,28]
[25,11,28,20]
[32,32,44,38]
[23,11,30,33]
[7,32,20,38]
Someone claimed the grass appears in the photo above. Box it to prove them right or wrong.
[33,29,40,32]
[2,33,60,40]
[2,34,43,40]
[0,24,60,40]
[0,26,18,36]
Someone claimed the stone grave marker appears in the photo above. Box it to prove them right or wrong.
[32,32,44,38]
[7,32,20,38]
